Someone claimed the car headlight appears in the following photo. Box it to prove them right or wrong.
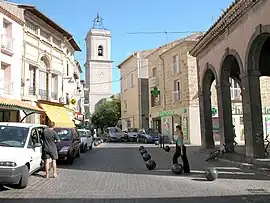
[0,161,17,167]
[59,146,69,152]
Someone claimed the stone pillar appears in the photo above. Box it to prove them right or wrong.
[216,83,234,152]
[199,91,214,149]
[35,68,39,96]
[241,71,265,158]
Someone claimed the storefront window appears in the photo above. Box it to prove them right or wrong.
[0,110,18,122]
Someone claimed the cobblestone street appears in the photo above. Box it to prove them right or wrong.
[0,143,270,202]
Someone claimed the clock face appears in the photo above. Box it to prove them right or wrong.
[99,72,104,77]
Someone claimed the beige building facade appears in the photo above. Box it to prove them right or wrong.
[118,51,152,130]
[148,33,203,145]
[190,0,270,158]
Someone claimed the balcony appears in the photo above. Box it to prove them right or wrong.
[28,86,36,95]
[51,92,58,100]
[1,35,14,56]
[0,79,14,95]
[173,90,180,101]
[39,89,47,100]
[149,77,159,87]
[231,88,242,101]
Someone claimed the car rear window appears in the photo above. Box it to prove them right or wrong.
[54,128,72,141]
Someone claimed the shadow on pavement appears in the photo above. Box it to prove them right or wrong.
[56,145,270,181]
[0,194,270,202]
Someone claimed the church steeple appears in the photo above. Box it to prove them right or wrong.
[92,12,105,29]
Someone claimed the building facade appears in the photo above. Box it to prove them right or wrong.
[148,33,203,144]
[118,51,152,130]
[190,0,270,158]
[84,14,112,115]
[1,2,82,126]
[0,2,25,121]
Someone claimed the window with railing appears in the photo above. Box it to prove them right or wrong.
[172,54,180,74]
[39,71,47,99]
[173,79,181,101]
[151,94,160,107]
[25,21,38,34]
[1,35,13,52]
[51,74,58,100]
[130,72,134,87]
[229,78,241,100]
[28,65,36,95]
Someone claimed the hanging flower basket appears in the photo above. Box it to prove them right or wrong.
[71,98,76,105]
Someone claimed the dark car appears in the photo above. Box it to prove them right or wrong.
[53,127,81,164]
[137,128,160,143]
[124,128,139,142]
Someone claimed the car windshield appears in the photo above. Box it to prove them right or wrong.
[145,128,158,134]
[128,128,138,132]
[78,130,87,137]
[109,128,122,133]
[54,128,72,141]
[0,125,29,148]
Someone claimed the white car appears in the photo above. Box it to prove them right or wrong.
[77,129,93,153]
[0,122,47,189]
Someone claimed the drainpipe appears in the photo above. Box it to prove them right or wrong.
[159,55,166,110]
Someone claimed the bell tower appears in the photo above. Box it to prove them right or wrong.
[84,13,113,115]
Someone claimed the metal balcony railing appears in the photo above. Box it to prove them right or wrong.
[51,92,58,100]
[173,90,180,101]
[0,79,14,95]
[1,34,14,53]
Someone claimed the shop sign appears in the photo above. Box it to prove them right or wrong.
[159,110,174,117]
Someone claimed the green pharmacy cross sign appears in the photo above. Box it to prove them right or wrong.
[151,87,160,97]
[212,107,217,116]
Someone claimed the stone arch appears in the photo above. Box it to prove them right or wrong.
[200,62,219,92]
[245,24,270,72]
[39,54,51,70]
[219,48,244,79]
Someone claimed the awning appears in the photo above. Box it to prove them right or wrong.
[38,103,75,128]
[0,98,43,113]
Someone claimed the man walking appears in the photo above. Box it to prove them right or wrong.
[172,125,190,173]
[41,122,60,178]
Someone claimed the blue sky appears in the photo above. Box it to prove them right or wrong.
[12,0,234,93]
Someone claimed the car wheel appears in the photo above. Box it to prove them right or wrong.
[81,144,86,153]
[144,138,148,144]
[16,165,29,189]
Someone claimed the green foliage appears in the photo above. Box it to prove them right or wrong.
[91,98,121,129]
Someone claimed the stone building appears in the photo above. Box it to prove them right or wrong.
[190,0,270,158]
[1,2,82,127]
[118,50,152,130]
[147,33,204,144]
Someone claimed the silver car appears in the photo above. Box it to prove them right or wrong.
[106,127,126,142]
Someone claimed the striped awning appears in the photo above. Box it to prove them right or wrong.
[0,98,44,113]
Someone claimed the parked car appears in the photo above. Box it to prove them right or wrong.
[53,127,81,164]
[137,128,160,143]
[124,128,139,142]
[77,129,93,152]
[0,122,47,189]
[105,127,126,142]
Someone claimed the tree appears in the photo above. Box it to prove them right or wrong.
[91,98,121,130]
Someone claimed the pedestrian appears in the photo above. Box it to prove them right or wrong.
[172,125,190,173]
[232,125,238,146]
[41,122,60,178]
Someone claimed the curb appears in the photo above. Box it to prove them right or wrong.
[218,158,270,177]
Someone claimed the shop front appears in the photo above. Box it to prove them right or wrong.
[37,100,75,128]
[0,98,44,122]
[212,104,270,144]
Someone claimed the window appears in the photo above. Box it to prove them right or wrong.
[130,72,134,87]
[25,21,38,34]
[29,65,36,95]
[173,80,181,101]
[39,71,47,99]
[229,78,241,100]
[40,29,50,41]
[124,100,127,111]
[150,88,160,107]
[98,45,103,56]
[66,62,69,76]
[152,67,157,77]
[123,77,127,91]
[173,54,179,74]
[51,74,58,100]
